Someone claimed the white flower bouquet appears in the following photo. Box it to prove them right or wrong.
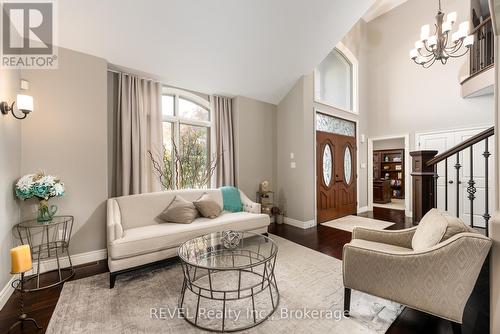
[15,171,65,222]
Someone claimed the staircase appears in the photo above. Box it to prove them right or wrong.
[411,126,494,236]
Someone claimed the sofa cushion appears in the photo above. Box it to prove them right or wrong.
[349,239,412,253]
[109,212,270,260]
[194,193,222,218]
[158,195,198,224]
[440,211,475,242]
[412,209,448,251]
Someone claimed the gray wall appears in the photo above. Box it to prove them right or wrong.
[0,69,21,290]
[20,48,109,255]
[233,96,277,200]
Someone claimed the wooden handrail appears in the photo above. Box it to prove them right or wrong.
[470,17,492,35]
[426,126,494,166]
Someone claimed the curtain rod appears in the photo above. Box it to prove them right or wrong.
[107,68,161,83]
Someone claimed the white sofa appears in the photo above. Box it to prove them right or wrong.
[107,188,270,288]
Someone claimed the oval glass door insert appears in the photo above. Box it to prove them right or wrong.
[344,146,352,184]
[323,144,333,186]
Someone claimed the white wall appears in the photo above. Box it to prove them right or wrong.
[373,138,405,150]
[365,0,495,147]
[233,96,277,199]
[0,69,21,291]
[20,48,109,255]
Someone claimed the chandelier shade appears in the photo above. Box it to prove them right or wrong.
[409,0,473,68]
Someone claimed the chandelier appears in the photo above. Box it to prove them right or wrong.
[409,0,474,68]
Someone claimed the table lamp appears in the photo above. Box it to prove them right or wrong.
[8,245,42,332]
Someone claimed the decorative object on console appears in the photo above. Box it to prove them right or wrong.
[0,94,34,120]
[8,245,42,332]
[409,0,474,68]
[256,186,275,219]
[259,180,270,193]
[15,171,65,222]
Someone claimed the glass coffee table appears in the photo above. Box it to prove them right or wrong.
[178,231,279,332]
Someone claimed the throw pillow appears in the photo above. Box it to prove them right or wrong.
[412,209,448,251]
[194,193,222,218]
[440,211,475,241]
[158,195,198,224]
[220,186,243,212]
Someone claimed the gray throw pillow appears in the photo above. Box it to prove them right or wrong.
[412,209,448,251]
[158,195,198,224]
[194,193,222,219]
[440,211,475,241]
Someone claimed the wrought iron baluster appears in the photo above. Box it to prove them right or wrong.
[445,158,448,211]
[433,164,438,208]
[467,146,476,228]
[455,153,461,217]
[483,138,491,236]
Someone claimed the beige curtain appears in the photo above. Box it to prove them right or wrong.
[115,73,162,196]
[213,96,235,187]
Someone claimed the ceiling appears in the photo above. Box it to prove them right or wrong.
[57,0,373,104]
[362,0,408,22]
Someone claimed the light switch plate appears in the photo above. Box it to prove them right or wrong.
[291,162,296,169]
[361,163,367,169]
[20,79,29,90]
[290,153,294,159]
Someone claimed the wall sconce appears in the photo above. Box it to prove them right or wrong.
[0,94,34,120]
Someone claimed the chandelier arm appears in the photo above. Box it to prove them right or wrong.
[422,57,437,68]
[423,43,434,54]
[445,39,464,53]
[418,48,434,58]
[447,47,471,58]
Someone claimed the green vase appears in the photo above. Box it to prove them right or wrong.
[37,199,57,222]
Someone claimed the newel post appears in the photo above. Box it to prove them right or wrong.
[410,150,438,224]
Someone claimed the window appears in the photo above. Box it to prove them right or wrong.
[314,44,358,114]
[161,88,212,189]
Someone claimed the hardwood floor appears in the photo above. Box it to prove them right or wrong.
[0,207,488,334]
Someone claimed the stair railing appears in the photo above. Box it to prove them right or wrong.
[411,127,494,236]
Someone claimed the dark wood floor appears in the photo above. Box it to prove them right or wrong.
[0,207,488,334]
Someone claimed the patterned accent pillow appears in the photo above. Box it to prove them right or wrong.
[157,195,198,224]
[194,193,222,219]
[412,209,448,251]
[440,211,475,242]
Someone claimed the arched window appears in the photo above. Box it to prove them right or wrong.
[161,88,212,189]
[314,44,358,114]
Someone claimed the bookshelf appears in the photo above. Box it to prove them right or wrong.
[373,149,405,199]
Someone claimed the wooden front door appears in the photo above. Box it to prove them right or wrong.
[317,131,357,223]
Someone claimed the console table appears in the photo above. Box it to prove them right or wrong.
[15,216,75,291]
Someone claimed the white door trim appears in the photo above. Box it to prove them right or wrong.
[313,109,360,224]
[367,134,411,217]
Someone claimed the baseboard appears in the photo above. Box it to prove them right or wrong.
[357,206,369,214]
[0,276,16,312]
[0,248,107,311]
[283,217,316,229]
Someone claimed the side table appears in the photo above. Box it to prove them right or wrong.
[15,215,75,291]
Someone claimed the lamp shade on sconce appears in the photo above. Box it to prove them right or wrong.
[16,94,33,113]
[10,245,32,274]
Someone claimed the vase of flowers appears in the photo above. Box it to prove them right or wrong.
[15,172,65,222]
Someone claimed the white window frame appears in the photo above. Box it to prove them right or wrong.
[162,87,214,189]
[314,42,359,115]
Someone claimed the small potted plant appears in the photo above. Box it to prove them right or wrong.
[15,171,65,222]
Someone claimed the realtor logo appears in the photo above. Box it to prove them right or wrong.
[1,0,58,69]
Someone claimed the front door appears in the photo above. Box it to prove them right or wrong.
[317,131,357,223]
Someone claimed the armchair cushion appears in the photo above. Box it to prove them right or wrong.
[412,209,447,251]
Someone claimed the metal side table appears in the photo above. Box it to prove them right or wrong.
[15,216,75,291]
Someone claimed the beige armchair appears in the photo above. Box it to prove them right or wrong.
[342,226,491,331]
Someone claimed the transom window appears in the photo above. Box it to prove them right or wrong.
[162,88,212,189]
[314,45,357,114]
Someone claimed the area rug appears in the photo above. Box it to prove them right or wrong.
[321,215,395,232]
[46,235,403,334]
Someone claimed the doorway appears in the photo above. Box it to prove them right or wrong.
[368,135,411,217]
[316,113,357,223]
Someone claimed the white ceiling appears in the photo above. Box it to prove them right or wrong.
[362,0,408,22]
[57,0,373,104]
